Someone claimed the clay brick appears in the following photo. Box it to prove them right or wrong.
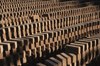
[45,59,58,66]
[50,57,62,66]
[61,53,72,66]
[56,54,67,66]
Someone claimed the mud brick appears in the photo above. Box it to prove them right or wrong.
[47,32,53,43]
[20,51,27,64]
[67,53,77,66]
[62,17,65,27]
[15,17,19,25]
[81,15,84,23]
[53,32,58,42]
[59,19,63,28]
[92,22,97,31]
[87,23,91,36]
[18,17,22,24]
[66,45,81,55]
[10,27,17,38]
[1,29,7,41]
[0,53,3,60]
[29,24,34,35]
[0,21,4,28]
[78,26,82,35]
[75,27,79,40]
[61,18,65,28]
[75,41,90,64]
[11,18,16,26]
[43,22,46,31]
[12,17,16,23]
[4,41,17,54]
[45,59,58,66]
[0,43,11,55]
[49,42,55,52]
[78,39,93,63]
[92,39,98,57]
[61,30,65,40]
[81,25,84,35]
[36,63,46,66]
[39,35,45,51]
[61,53,72,66]
[26,37,35,48]
[34,23,38,33]
[15,53,21,66]
[26,49,32,57]
[84,24,87,36]
[74,16,77,24]
[70,42,86,66]
[45,42,51,53]
[62,28,69,43]
[63,28,68,39]
[91,35,100,54]
[9,39,24,53]
[25,24,30,36]
[26,36,42,57]
[85,38,99,58]
[69,17,73,25]
[40,22,44,32]
[61,38,65,46]
[34,36,40,47]
[58,40,63,50]
[38,22,42,33]
[5,27,12,40]
[71,28,75,41]
[46,21,50,31]
[68,28,72,38]
[48,21,52,30]
[0,45,3,53]
[31,47,37,58]
[97,21,100,29]
[24,25,28,36]
[68,28,74,42]
[28,33,46,46]
[16,26,21,38]
[37,23,41,33]
[50,57,62,66]
[32,15,40,22]
[36,46,42,57]
[85,14,88,21]
[71,27,75,36]
[95,22,99,33]
[67,17,70,26]
[24,45,30,52]
[20,25,26,37]
[54,19,57,29]
[8,18,12,26]
[10,38,24,47]
[57,31,61,41]
[89,23,93,35]
[23,38,30,46]
[76,15,79,24]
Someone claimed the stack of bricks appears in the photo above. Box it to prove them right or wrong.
[0,0,100,66]
[38,34,100,66]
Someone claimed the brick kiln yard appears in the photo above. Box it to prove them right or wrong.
[0,0,100,66]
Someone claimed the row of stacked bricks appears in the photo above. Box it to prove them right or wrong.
[0,0,100,66]
[37,34,100,66]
